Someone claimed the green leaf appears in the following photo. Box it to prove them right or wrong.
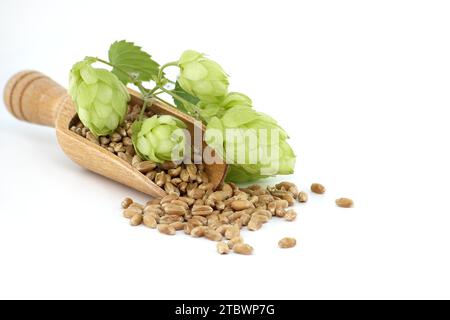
[108,40,160,84]
[172,81,200,114]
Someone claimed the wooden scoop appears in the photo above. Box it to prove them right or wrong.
[3,71,228,197]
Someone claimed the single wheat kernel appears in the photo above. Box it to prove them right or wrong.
[217,242,230,254]
[164,182,180,196]
[193,199,204,206]
[161,194,178,204]
[186,164,198,181]
[215,224,229,236]
[191,205,214,216]
[143,208,163,218]
[199,182,214,191]
[275,208,287,218]
[267,202,277,214]
[157,224,176,235]
[221,183,234,198]
[231,200,253,211]
[298,191,308,203]
[131,155,142,166]
[178,196,195,206]
[278,237,297,248]
[249,195,259,204]
[147,198,161,205]
[240,213,251,226]
[145,171,157,181]
[129,202,144,210]
[252,214,270,224]
[170,200,189,210]
[191,226,208,237]
[270,190,295,206]
[191,188,206,200]
[275,199,289,210]
[143,215,157,228]
[162,203,186,216]
[335,198,354,208]
[190,216,207,226]
[184,222,194,235]
[253,209,272,220]
[285,210,297,221]
[180,169,190,182]
[209,191,227,202]
[276,181,297,190]
[311,183,326,194]
[225,225,240,240]
[204,229,223,241]
[144,204,162,212]
[228,211,243,222]
[171,178,182,185]
[235,192,250,201]
[159,215,183,224]
[155,172,167,187]
[121,197,133,209]
[170,221,185,231]
[247,217,263,231]
[227,236,244,249]
[123,207,142,219]
[207,213,219,225]
[168,166,182,177]
[233,243,253,255]
[160,161,178,170]
[281,193,295,206]
[135,161,157,173]
[288,186,299,198]
[130,214,143,226]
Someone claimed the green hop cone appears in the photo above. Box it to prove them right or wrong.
[220,92,252,109]
[177,50,229,103]
[69,59,130,136]
[196,92,253,122]
[205,106,296,183]
[132,115,187,163]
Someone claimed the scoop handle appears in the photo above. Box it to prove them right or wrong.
[3,71,67,128]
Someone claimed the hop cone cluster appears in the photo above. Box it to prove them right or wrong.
[176,51,296,182]
[177,50,229,103]
[132,115,187,163]
[69,59,130,136]
[206,106,296,183]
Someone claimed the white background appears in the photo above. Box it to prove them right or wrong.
[1,0,449,300]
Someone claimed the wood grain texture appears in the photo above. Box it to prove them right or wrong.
[3,70,228,197]
[3,71,66,127]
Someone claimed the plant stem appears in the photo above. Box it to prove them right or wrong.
[159,87,202,118]
[157,61,179,86]
[139,98,149,120]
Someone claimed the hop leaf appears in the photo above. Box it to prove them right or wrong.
[132,115,187,163]
[69,59,130,136]
[172,81,200,114]
[108,40,160,84]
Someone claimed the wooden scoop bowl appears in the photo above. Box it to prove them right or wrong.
[3,71,228,197]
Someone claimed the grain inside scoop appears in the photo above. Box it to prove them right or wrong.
[3,70,228,197]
